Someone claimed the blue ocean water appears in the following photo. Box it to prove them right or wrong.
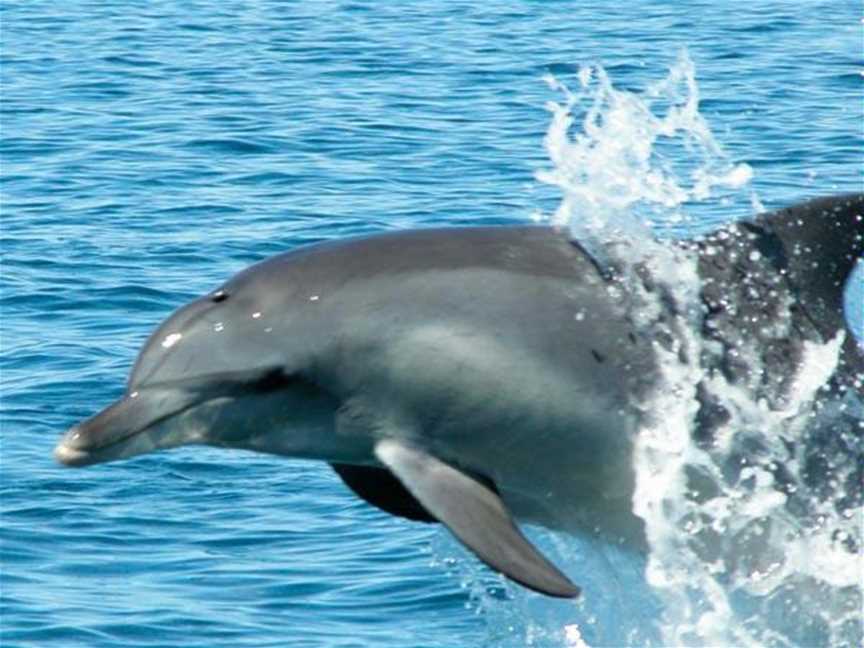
[1,2,861,647]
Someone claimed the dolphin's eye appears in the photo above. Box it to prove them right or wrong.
[252,368,298,393]
[211,290,229,303]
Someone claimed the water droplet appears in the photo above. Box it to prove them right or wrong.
[252,312,261,319]
[214,322,224,332]
[309,295,320,302]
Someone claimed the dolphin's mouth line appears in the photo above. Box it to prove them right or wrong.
[59,397,205,460]
[59,365,299,458]
[93,400,202,453]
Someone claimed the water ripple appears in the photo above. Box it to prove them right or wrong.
[2,1,860,647]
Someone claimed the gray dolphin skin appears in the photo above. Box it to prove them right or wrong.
[55,194,863,598]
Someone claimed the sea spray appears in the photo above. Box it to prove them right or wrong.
[537,54,862,647]
[536,50,758,249]
[461,52,863,647]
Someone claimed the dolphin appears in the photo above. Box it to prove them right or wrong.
[54,194,863,598]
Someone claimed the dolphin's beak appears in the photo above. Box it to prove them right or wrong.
[54,388,201,467]
[54,427,95,466]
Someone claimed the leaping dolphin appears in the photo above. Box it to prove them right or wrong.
[54,194,863,598]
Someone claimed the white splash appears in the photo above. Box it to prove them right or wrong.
[461,52,863,648]
[637,327,862,647]
[536,50,759,251]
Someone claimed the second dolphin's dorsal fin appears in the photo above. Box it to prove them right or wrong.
[374,439,580,598]
[757,193,864,335]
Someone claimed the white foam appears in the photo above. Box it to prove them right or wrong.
[536,50,757,248]
[466,54,861,648]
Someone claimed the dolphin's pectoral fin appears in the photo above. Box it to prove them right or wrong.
[329,463,437,523]
[374,439,580,598]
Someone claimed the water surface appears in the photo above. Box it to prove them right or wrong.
[2,2,861,646]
